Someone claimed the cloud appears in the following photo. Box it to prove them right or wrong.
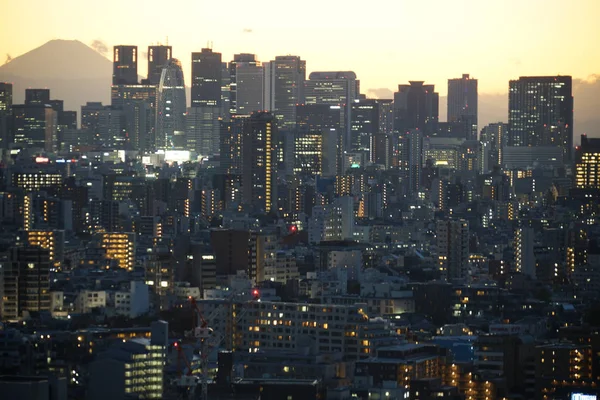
[242,28,253,33]
[90,39,108,56]
[4,54,11,65]
[367,88,394,99]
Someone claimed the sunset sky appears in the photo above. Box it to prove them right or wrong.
[3,0,599,96]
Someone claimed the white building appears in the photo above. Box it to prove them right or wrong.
[75,290,107,314]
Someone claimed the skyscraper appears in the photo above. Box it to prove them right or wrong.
[112,45,138,85]
[508,76,573,161]
[81,102,104,143]
[110,84,156,151]
[480,123,508,169]
[575,134,600,190]
[350,99,379,154]
[267,56,306,131]
[12,101,57,151]
[0,82,12,149]
[436,219,469,281]
[393,81,439,135]
[241,112,278,213]
[296,104,342,177]
[305,71,357,151]
[229,54,263,115]
[191,48,222,107]
[147,45,172,85]
[448,74,478,140]
[189,48,223,155]
[25,89,50,105]
[156,59,186,149]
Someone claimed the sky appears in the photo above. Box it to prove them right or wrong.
[2,0,600,96]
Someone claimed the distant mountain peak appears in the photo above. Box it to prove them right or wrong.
[0,39,111,80]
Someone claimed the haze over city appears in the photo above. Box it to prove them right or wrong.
[2,1,600,400]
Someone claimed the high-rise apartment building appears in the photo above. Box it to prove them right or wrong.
[447,74,478,140]
[508,76,573,161]
[241,112,278,213]
[156,59,186,149]
[480,122,509,169]
[575,134,600,190]
[81,102,104,141]
[305,71,358,151]
[191,48,222,107]
[229,54,264,115]
[514,223,535,278]
[147,45,172,85]
[266,56,306,131]
[112,45,138,85]
[393,81,439,135]
[1,245,51,321]
[436,219,469,281]
[296,104,341,177]
[98,232,135,270]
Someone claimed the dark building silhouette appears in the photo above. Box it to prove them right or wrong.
[147,45,172,85]
[191,48,222,107]
[25,89,50,105]
[268,55,306,131]
[350,99,379,154]
[508,75,573,161]
[448,74,478,140]
[0,82,12,148]
[241,112,278,213]
[393,81,439,134]
[112,45,138,85]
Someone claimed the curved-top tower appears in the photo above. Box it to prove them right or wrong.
[156,58,186,149]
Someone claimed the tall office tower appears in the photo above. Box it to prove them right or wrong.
[220,62,231,121]
[266,55,306,130]
[2,245,51,321]
[407,129,423,194]
[377,99,394,135]
[48,100,76,149]
[110,84,156,151]
[241,112,278,213]
[191,48,222,107]
[296,104,342,177]
[350,99,379,155]
[97,107,125,148]
[186,107,220,155]
[508,76,573,161]
[81,102,104,140]
[147,45,172,85]
[190,48,222,155]
[294,130,322,176]
[305,71,357,151]
[514,224,535,278]
[156,59,187,149]
[0,82,12,148]
[12,102,57,151]
[220,115,247,175]
[228,54,264,115]
[393,81,439,134]
[436,219,469,281]
[575,134,600,190]
[112,45,138,85]
[480,123,508,169]
[25,89,50,105]
[448,74,478,140]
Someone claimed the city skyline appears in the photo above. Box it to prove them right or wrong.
[3,0,600,97]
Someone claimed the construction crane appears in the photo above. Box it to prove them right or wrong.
[173,341,199,399]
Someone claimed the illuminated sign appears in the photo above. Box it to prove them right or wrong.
[35,157,49,163]
[572,394,597,400]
